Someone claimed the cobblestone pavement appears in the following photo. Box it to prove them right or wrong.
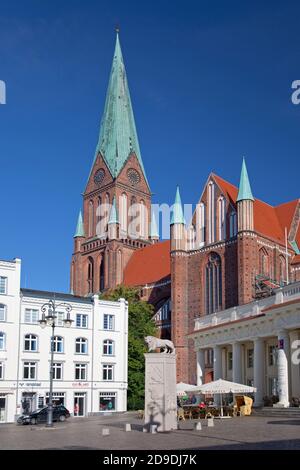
[0,413,299,450]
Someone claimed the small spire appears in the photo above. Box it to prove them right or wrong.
[150,209,159,239]
[171,186,185,225]
[74,210,85,237]
[237,158,254,202]
[108,196,119,224]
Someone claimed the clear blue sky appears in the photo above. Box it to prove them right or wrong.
[1,0,299,292]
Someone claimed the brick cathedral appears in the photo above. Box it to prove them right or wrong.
[71,33,300,383]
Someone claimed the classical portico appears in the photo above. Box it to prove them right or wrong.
[189,282,300,407]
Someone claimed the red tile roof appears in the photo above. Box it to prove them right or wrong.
[123,240,171,286]
[213,173,299,247]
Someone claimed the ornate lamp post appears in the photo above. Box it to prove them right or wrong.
[39,299,73,427]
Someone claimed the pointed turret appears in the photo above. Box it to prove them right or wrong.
[74,211,85,238]
[237,158,254,232]
[108,197,119,239]
[150,209,159,243]
[237,158,254,202]
[170,186,186,251]
[90,32,149,187]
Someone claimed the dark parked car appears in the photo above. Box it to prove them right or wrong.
[17,405,70,425]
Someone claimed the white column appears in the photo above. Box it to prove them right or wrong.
[254,338,264,407]
[289,330,300,399]
[213,345,222,380]
[232,342,243,384]
[275,330,290,408]
[196,349,206,386]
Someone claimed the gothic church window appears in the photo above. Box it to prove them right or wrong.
[205,252,222,314]
[259,248,269,277]
[229,211,237,237]
[87,257,94,293]
[208,182,216,244]
[218,196,226,241]
[88,200,94,237]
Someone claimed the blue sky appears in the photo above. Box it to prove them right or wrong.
[0,0,300,292]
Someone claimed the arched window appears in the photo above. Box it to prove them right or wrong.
[120,193,128,234]
[51,336,63,353]
[75,337,88,354]
[279,256,286,284]
[88,200,94,237]
[0,332,5,350]
[0,304,6,322]
[96,196,102,237]
[140,200,147,238]
[208,182,215,244]
[24,334,38,352]
[205,253,222,314]
[103,339,114,356]
[88,257,94,293]
[129,196,138,238]
[229,211,237,238]
[99,255,105,292]
[259,248,269,277]
[197,202,206,247]
[187,225,196,250]
[117,250,122,285]
[104,193,110,235]
[218,197,226,241]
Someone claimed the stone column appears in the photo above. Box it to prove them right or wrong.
[232,342,243,384]
[289,330,300,399]
[144,353,177,432]
[253,338,264,407]
[274,330,290,408]
[213,345,222,380]
[196,349,206,386]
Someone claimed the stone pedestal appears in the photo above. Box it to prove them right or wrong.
[144,353,177,432]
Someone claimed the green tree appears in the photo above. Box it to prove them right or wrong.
[100,285,156,410]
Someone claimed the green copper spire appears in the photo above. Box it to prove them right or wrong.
[237,158,254,202]
[108,196,119,224]
[150,209,159,238]
[92,32,148,186]
[74,210,85,237]
[171,186,185,225]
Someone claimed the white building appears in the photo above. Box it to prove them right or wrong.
[189,282,300,408]
[0,258,128,423]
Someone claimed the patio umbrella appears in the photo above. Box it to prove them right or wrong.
[176,382,198,396]
[195,379,257,417]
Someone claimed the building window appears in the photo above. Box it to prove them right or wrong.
[197,202,206,246]
[51,336,64,353]
[205,349,214,367]
[218,197,226,241]
[268,377,278,396]
[268,345,277,366]
[52,363,63,380]
[75,337,88,354]
[0,362,3,379]
[103,340,114,356]
[120,193,128,233]
[23,362,37,380]
[102,364,114,381]
[187,225,196,250]
[279,256,286,285]
[229,211,237,237]
[140,200,147,238]
[75,363,87,381]
[0,332,5,350]
[247,379,254,387]
[24,309,39,324]
[56,312,65,326]
[38,396,45,409]
[87,257,94,294]
[228,351,233,371]
[205,252,222,314]
[88,200,94,237]
[99,392,116,411]
[247,349,254,368]
[207,182,215,244]
[24,334,38,352]
[0,277,7,294]
[103,314,114,330]
[259,248,269,277]
[0,304,6,322]
[76,314,88,328]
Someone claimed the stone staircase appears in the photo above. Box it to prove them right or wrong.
[252,407,300,418]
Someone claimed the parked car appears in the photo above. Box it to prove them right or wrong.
[17,405,70,425]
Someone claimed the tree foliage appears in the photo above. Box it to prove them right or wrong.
[100,285,157,410]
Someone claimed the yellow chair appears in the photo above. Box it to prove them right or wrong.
[234,395,253,416]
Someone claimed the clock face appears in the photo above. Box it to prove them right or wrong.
[127,168,141,186]
[94,169,105,185]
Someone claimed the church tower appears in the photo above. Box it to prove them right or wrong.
[71,32,152,296]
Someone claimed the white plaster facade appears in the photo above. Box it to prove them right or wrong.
[190,282,300,407]
[0,259,128,423]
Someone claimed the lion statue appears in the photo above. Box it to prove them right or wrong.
[145,336,175,354]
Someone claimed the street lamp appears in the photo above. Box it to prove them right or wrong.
[39,299,73,427]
